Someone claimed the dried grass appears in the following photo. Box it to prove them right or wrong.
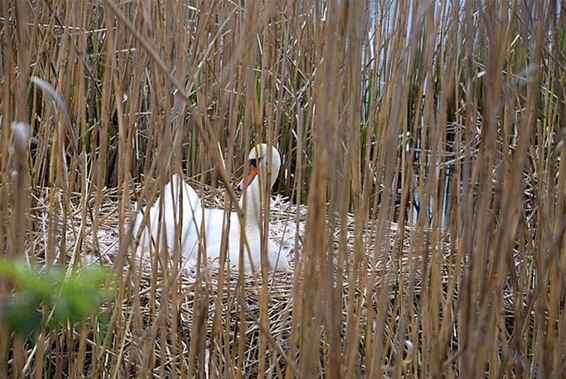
[1,0,565,378]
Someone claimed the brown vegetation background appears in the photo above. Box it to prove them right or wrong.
[1,1,565,377]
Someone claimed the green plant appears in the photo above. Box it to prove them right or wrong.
[0,260,113,340]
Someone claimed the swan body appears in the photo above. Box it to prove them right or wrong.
[131,144,288,272]
[130,174,202,262]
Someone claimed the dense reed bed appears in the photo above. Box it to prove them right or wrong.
[1,0,565,377]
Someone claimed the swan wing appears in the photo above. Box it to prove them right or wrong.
[131,175,202,259]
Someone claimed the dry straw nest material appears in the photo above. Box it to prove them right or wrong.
[27,180,478,377]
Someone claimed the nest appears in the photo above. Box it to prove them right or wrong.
[25,181,466,377]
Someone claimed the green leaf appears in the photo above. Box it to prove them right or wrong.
[0,259,114,338]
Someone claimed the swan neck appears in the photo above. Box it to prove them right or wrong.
[239,176,265,226]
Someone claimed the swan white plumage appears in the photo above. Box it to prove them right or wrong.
[131,144,288,272]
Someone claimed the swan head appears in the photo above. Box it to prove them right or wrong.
[237,144,281,190]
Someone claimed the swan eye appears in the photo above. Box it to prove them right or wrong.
[249,157,262,168]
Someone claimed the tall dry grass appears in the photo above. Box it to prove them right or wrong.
[1,0,565,377]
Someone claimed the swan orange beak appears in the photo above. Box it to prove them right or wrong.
[237,163,258,191]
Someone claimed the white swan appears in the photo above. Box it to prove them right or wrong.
[131,144,288,272]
